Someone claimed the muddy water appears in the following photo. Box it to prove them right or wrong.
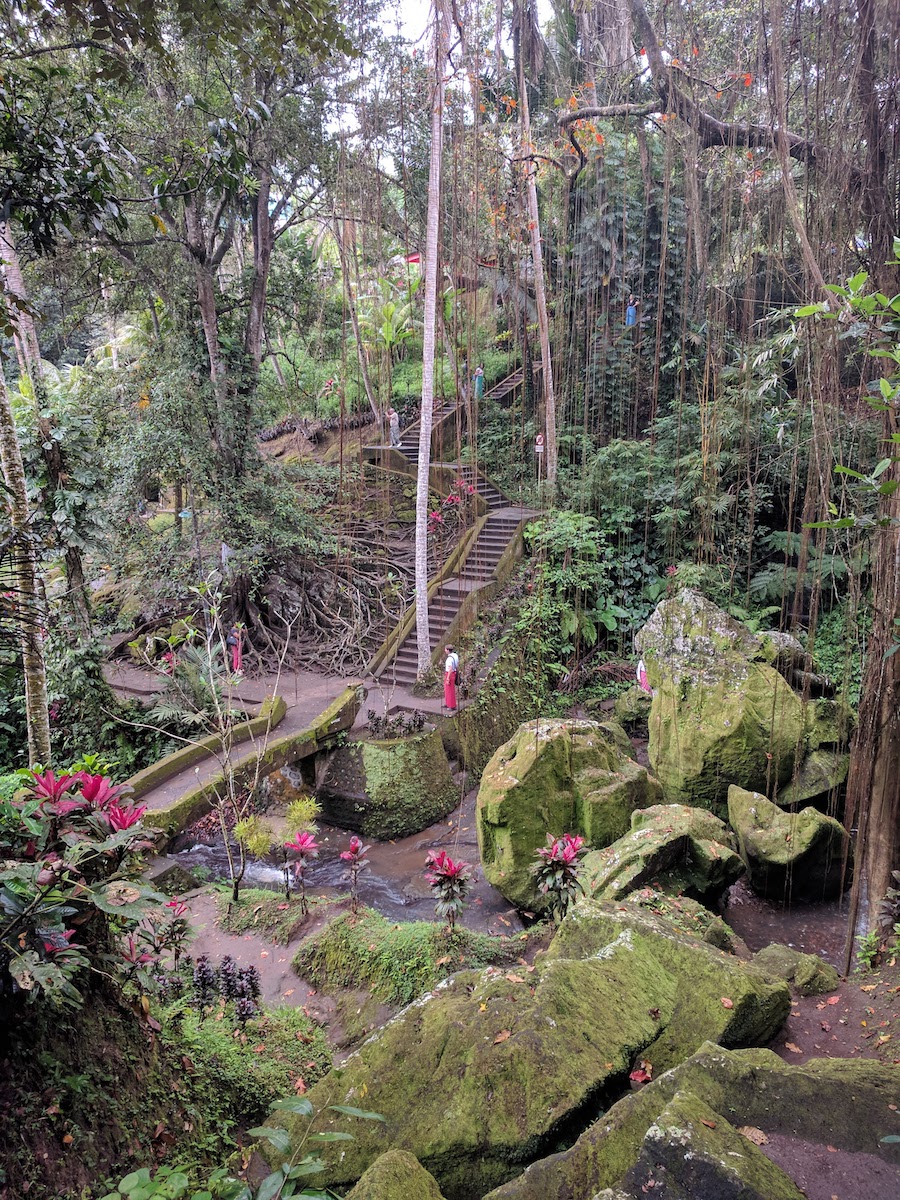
[167,787,523,937]
[721,878,850,967]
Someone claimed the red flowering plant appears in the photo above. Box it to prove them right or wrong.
[340,835,370,915]
[424,849,472,933]
[285,830,319,915]
[531,833,587,921]
[0,765,164,1011]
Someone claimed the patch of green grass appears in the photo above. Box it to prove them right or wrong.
[164,1004,331,1121]
[215,887,344,943]
[292,907,519,1007]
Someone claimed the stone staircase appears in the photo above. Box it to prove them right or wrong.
[373,367,536,688]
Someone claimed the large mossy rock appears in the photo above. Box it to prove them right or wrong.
[581,803,745,904]
[753,943,840,996]
[484,1043,900,1199]
[272,899,787,1199]
[345,1150,447,1199]
[635,590,804,812]
[727,785,850,902]
[542,898,789,1074]
[318,729,455,839]
[476,718,663,910]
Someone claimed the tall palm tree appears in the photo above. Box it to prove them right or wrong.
[415,0,451,678]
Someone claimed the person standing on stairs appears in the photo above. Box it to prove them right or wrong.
[443,644,460,711]
[386,406,401,448]
[473,365,485,401]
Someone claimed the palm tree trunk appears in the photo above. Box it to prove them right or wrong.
[517,52,558,489]
[415,0,450,677]
[0,368,51,765]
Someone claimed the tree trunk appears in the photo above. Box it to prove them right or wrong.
[518,44,558,489]
[333,220,380,422]
[1,221,92,634]
[415,0,450,678]
[0,368,51,765]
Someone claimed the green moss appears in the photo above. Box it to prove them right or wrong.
[727,785,850,901]
[476,719,662,911]
[753,943,841,996]
[346,1150,448,1199]
[542,900,790,1074]
[276,943,674,1198]
[216,887,342,944]
[484,1043,900,1199]
[292,907,516,1007]
[319,730,456,839]
[167,1004,330,1118]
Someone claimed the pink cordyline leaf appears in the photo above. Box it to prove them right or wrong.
[78,774,130,809]
[167,897,188,918]
[106,803,147,832]
[30,770,79,802]
[285,831,319,857]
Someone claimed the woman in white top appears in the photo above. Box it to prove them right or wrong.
[443,644,459,711]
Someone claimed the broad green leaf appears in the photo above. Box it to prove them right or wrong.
[308,1131,356,1143]
[247,1126,292,1155]
[271,1097,314,1116]
[328,1104,386,1121]
[255,1172,288,1200]
[795,303,825,317]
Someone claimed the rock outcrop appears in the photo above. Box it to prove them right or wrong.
[476,719,663,910]
[272,900,788,1198]
[346,1150,447,1199]
[753,943,841,996]
[318,728,456,839]
[727,785,850,902]
[581,803,745,904]
[484,1043,900,1199]
[634,589,851,813]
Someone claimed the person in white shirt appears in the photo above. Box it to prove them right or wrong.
[443,644,460,711]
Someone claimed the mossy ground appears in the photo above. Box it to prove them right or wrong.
[216,886,345,944]
[292,907,519,1007]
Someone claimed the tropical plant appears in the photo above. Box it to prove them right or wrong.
[285,830,319,916]
[424,849,471,933]
[531,833,586,921]
[340,835,370,915]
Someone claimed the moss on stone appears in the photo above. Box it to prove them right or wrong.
[483,1043,900,1199]
[753,943,840,996]
[319,728,456,839]
[776,747,849,808]
[581,804,744,905]
[272,938,677,1198]
[541,900,789,1074]
[622,1088,805,1199]
[292,908,515,1006]
[613,684,652,730]
[476,719,663,911]
[346,1150,447,1199]
[727,785,850,901]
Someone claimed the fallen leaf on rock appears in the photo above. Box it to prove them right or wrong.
[739,1126,769,1146]
[720,997,734,1009]
[505,973,525,983]
[700,1119,717,1129]
[479,1003,487,1012]
[493,1029,511,1044]
[784,1042,803,1054]
[498,916,511,926]
[827,1145,838,1152]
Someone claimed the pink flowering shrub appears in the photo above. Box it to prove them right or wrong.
[285,830,319,915]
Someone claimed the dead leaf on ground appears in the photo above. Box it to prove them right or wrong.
[826,995,841,1005]
[739,1126,769,1146]
[493,1029,512,1044]
[784,1041,803,1054]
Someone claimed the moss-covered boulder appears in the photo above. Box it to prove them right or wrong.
[276,945,673,1198]
[753,943,840,996]
[484,1043,900,1199]
[776,746,849,808]
[345,1150,447,1199]
[476,719,663,910]
[727,785,850,901]
[542,899,790,1074]
[318,728,455,839]
[273,899,787,1199]
[634,590,807,813]
[613,684,652,730]
[581,804,745,904]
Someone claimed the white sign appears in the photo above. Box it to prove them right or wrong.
[535,434,545,454]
